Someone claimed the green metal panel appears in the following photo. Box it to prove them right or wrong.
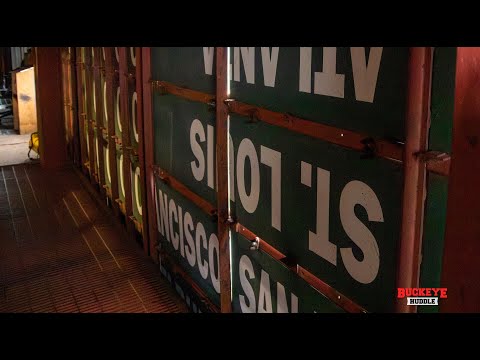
[155,179,221,308]
[159,255,209,313]
[232,232,343,313]
[151,47,215,93]
[429,47,456,153]
[153,94,216,204]
[229,116,403,312]
[230,47,409,140]
[419,174,449,313]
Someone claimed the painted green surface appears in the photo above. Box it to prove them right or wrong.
[130,160,143,225]
[429,47,456,153]
[153,94,216,205]
[229,115,403,312]
[154,179,221,308]
[159,254,210,313]
[419,174,449,313]
[232,232,344,313]
[230,47,409,140]
[151,47,215,93]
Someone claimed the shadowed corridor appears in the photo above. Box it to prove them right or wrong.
[0,163,187,313]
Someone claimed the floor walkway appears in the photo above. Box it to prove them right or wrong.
[0,163,187,313]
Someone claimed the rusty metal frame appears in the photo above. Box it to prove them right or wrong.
[119,47,134,236]
[151,80,215,104]
[152,166,216,216]
[70,47,81,168]
[84,47,97,184]
[75,47,89,175]
[93,47,106,195]
[104,48,121,217]
[142,47,158,262]
[215,47,232,313]
[135,47,149,255]
[395,47,433,313]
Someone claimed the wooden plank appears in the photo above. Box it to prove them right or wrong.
[215,47,232,313]
[395,47,433,313]
[441,47,480,312]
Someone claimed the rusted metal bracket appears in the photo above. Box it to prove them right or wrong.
[247,108,260,124]
[150,80,167,95]
[129,215,143,234]
[111,135,122,146]
[360,137,377,159]
[415,150,450,163]
[250,236,260,250]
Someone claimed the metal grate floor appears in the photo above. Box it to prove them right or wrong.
[0,163,188,313]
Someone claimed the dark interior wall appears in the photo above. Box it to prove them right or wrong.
[0,47,12,85]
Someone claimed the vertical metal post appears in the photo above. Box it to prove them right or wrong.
[396,47,433,313]
[136,47,149,255]
[216,47,232,313]
[142,47,158,262]
[119,47,134,236]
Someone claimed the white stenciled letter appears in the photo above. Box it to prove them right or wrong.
[203,47,214,75]
[350,47,383,103]
[208,234,220,293]
[258,270,273,313]
[340,180,383,284]
[169,199,179,250]
[314,47,345,99]
[195,222,209,280]
[299,47,312,93]
[234,47,255,84]
[261,146,281,231]
[190,119,205,182]
[237,138,260,214]
[261,47,279,87]
[302,163,336,265]
[239,255,256,313]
